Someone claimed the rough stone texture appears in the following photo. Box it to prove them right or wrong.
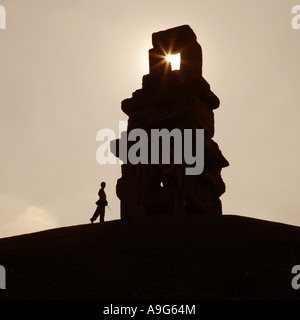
[113,25,229,219]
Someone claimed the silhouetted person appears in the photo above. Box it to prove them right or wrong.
[90,182,108,223]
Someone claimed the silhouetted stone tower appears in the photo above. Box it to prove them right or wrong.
[114,25,229,219]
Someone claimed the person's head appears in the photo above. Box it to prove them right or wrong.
[101,181,106,188]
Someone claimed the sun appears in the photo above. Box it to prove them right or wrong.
[166,53,181,71]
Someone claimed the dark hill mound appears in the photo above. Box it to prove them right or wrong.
[0,214,300,300]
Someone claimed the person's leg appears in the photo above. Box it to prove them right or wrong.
[90,207,100,223]
[99,207,105,223]
[100,212,105,223]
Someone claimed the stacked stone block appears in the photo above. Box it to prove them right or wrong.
[113,25,229,219]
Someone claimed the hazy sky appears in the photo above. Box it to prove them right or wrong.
[0,0,300,238]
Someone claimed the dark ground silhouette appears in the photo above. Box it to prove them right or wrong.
[0,214,300,300]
